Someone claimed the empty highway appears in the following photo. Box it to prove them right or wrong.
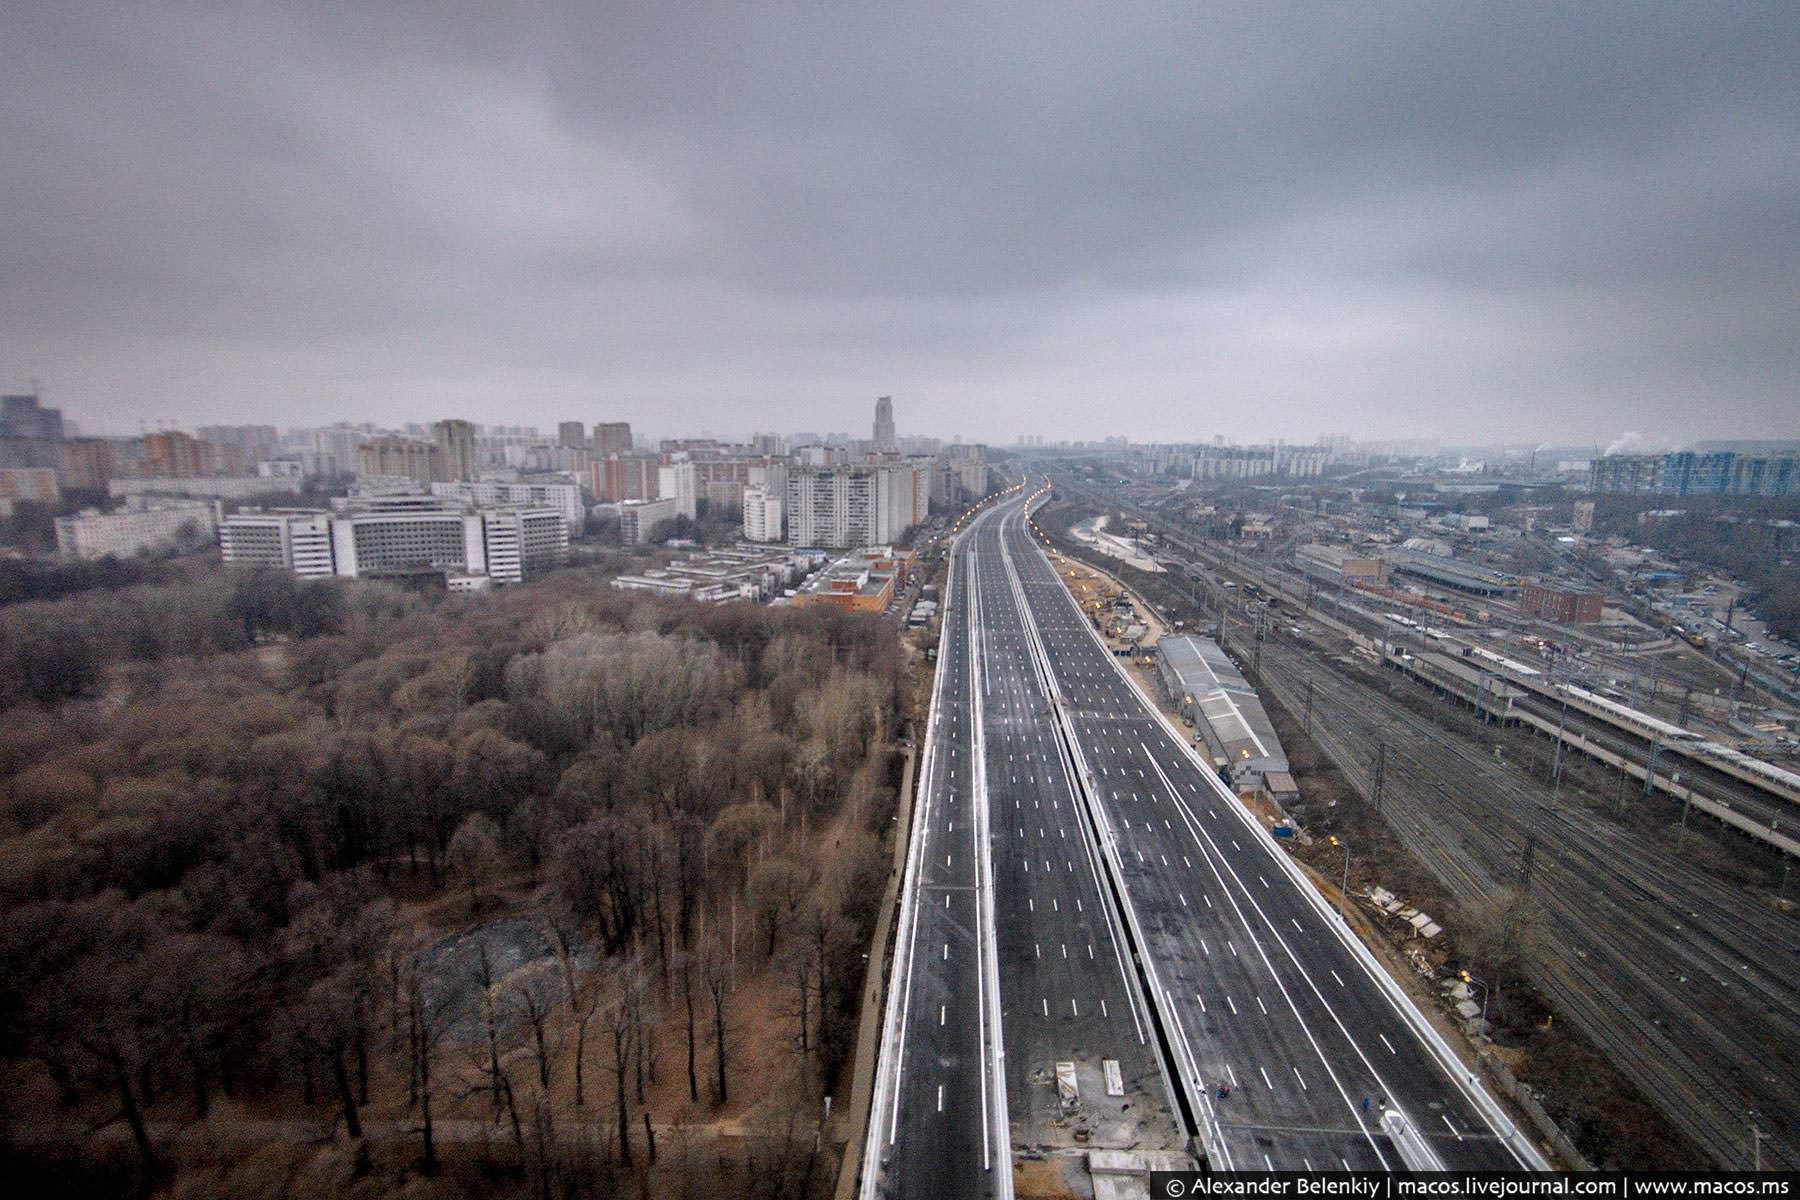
[862,486,1544,1195]
[1003,483,1543,1171]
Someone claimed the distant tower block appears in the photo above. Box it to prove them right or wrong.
[873,395,897,454]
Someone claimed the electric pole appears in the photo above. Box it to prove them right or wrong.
[1371,741,1387,812]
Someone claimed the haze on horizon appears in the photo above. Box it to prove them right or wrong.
[2,2,1795,447]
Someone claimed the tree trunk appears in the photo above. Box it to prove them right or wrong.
[109,1052,156,1172]
[331,1045,363,1140]
[574,1013,589,1108]
[615,1034,633,1168]
[711,981,728,1106]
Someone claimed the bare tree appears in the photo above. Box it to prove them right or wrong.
[706,948,733,1106]
[510,959,561,1094]
[448,811,504,910]
[396,939,451,1175]
[470,940,526,1156]
[546,916,601,1107]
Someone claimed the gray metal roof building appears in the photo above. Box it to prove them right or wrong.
[1154,635,1290,790]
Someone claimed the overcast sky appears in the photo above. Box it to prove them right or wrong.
[3,2,1795,447]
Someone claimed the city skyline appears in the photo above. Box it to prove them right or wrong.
[4,3,1797,446]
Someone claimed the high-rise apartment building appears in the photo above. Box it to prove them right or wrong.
[1589,451,1800,497]
[873,395,896,454]
[433,419,478,482]
[658,457,698,520]
[355,435,438,488]
[591,454,658,502]
[594,422,633,456]
[0,394,64,441]
[558,421,586,450]
[785,463,923,548]
[58,439,116,490]
[196,425,277,475]
[142,431,216,478]
[742,483,783,542]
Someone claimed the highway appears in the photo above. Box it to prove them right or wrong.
[862,496,1010,1200]
[999,488,1542,1171]
[863,486,1545,1196]
[967,503,1179,1152]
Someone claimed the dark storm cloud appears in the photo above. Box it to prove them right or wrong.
[2,1,1795,443]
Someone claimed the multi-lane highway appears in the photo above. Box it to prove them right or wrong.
[862,494,1010,1200]
[1002,486,1541,1171]
[862,485,1544,1196]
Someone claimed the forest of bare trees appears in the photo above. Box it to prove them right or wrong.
[0,564,905,1198]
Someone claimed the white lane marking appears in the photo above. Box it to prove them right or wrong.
[1196,993,1206,1013]
[1442,1115,1464,1142]
[1260,1067,1274,1089]
[1226,996,1238,1014]
[1042,998,1049,1016]
[1331,970,1345,987]
[940,1006,946,1025]
[1257,996,1268,1014]
[1294,1067,1308,1091]
[943,943,948,960]
[1380,1034,1396,1054]
[1072,999,1079,1017]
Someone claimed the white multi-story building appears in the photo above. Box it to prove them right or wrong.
[219,510,337,577]
[110,475,306,500]
[479,508,569,583]
[222,497,567,585]
[742,483,783,542]
[596,496,679,544]
[430,478,585,534]
[658,457,698,520]
[56,499,219,561]
[785,463,924,548]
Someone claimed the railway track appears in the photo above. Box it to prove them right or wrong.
[1252,636,1800,1168]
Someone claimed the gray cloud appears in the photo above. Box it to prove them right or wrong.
[2,1,1795,444]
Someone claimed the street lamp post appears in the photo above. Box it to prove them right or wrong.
[1462,970,1490,1052]
[1330,836,1350,921]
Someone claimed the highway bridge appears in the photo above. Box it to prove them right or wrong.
[860,487,1544,1196]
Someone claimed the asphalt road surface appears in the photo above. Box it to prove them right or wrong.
[862,489,1543,1197]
